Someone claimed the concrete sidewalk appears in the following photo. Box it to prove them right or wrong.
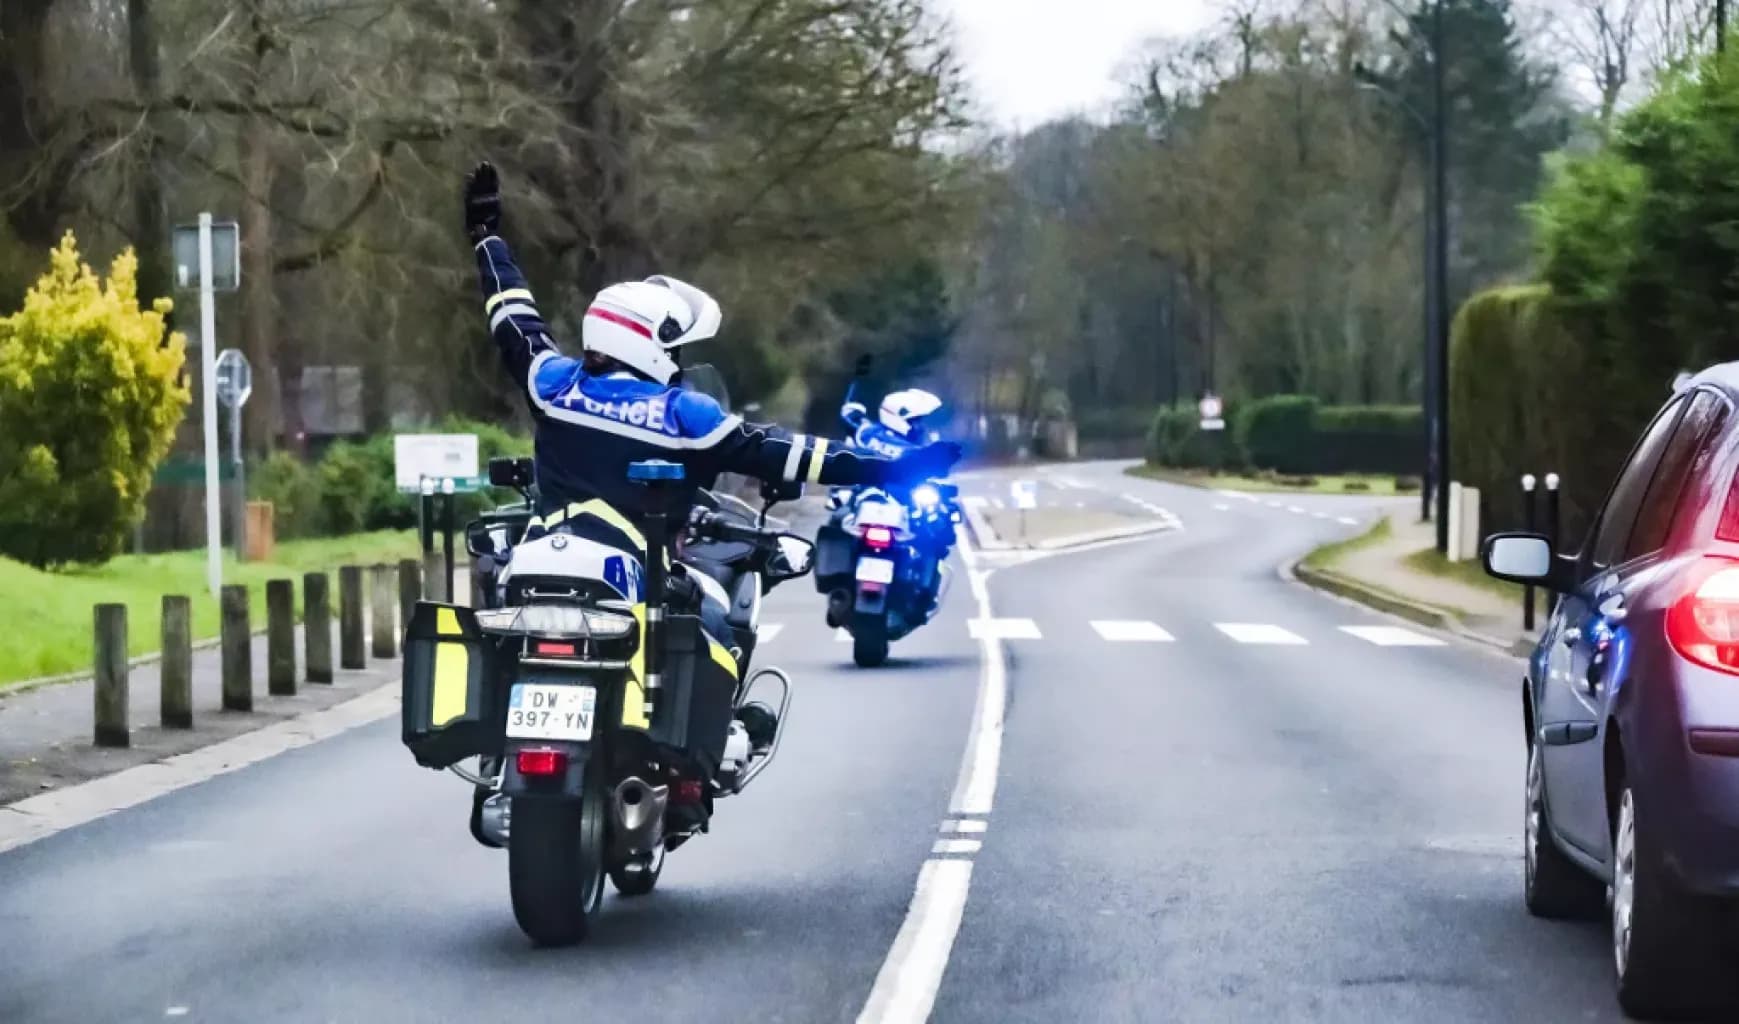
[1299,513,1540,654]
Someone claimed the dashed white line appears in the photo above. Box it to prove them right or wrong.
[1215,622,1309,645]
[941,819,989,834]
[1286,505,1307,514]
[1090,620,1176,643]
[967,617,1041,641]
[758,623,785,644]
[1337,516,1359,526]
[931,838,983,855]
[1340,625,1446,647]
[835,627,853,643]
[1213,503,1231,512]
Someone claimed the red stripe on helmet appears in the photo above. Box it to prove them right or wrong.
[587,306,653,338]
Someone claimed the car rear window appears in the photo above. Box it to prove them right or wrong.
[1628,391,1727,560]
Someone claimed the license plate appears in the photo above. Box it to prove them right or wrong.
[857,557,895,584]
[506,684,597,741]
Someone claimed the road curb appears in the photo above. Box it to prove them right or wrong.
[0,679,399,854]
[1287,559,1535,659]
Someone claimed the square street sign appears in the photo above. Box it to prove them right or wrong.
[172,221,241,292]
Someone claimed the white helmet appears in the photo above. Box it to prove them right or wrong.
[879,388,944,438]
[582,275,722,385]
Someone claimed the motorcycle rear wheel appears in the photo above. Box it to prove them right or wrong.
[853,611,890,668]
[508,778,608,946]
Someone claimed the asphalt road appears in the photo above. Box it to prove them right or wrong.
[0,462,1634,1023]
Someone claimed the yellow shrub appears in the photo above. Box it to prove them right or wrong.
[0,233,189,566]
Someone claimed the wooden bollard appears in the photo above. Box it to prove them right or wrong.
[422,550,447,603]
[93,604,129,747]
[339,565,364,670]
[220,584,252,711]
[161,595,193,728]
[304,572,333,683]
[370,564,396,659]
[398,558,422,627]
[267,579,296,696]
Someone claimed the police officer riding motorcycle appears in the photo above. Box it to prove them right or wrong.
[396,163,961,946]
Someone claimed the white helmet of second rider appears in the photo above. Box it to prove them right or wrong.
[879,389,944,438]
[581,275,722,385]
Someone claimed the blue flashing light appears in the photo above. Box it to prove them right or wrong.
[628,459,686,483]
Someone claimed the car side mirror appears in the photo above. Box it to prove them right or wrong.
[1482,532,1573,591]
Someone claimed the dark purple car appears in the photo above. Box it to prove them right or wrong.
[1483,371,1739,1018]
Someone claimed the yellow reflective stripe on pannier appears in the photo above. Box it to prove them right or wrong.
[430,607,470,727]
[620,603,651,731]
[484,287,534,313]
[707,637,740,681]
[806,438,829,484]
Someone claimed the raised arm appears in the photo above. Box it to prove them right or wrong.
[464,162,580,400]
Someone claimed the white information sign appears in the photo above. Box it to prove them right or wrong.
[1199,393,1225,431]
[394,433,479,494]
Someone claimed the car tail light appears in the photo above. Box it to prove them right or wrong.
[516,748,568,777]
[862,526,894,551]
[1666,559,1739,674]
[1720,472,1739,541]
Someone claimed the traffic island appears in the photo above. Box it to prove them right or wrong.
[1291,514,1539,657]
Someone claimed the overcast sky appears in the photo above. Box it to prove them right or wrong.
[937,0,1216,128]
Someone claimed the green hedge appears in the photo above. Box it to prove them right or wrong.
[251,416,533,539]
[1146,404,1241,470]
[1234,395,1321,474]
[1314,404,1425,475]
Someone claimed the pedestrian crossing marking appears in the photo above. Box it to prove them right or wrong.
[1090,620,1175,643]
[835,627,852,643]
[940,819,988,834]
[1340,625,1444,647]
[968,618,1042,640]
[1215,623,1308,645]
[933,838,982,855]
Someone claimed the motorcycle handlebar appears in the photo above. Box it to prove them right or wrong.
[689,509,781,545]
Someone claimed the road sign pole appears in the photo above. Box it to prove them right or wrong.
[441,477,457,603]
[231,404,247,561]
[199,214,221,597]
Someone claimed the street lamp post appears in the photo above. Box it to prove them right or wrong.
[1354,45,1443,529]
[1430,0,1451,555]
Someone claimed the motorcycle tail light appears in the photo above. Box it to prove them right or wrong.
[1667,558,1739,674]
[672,779,705,804]
[534,641,576,657]
[862,526,894,551]
[516,748,568,777]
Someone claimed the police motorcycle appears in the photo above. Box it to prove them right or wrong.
[814,478,961,668]
[400,447,813,947]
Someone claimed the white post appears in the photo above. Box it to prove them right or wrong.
[1460,486,1482,562]
[199,214,221,597]
[1447,482,1464,561]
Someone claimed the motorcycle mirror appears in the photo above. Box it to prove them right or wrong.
[768,535,815,580]
[488,456,534,490]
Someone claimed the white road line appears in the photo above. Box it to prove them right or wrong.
[859,527,1004,1024]
[857,860,974,1023]
[991,498,1006,510]
[1286,505,1307,514]
[835,627,853,643]
[758,623,785,644]
[1312,512,1330,520]
[1340,625,1446,647]
[1215,622,1308,645]
[1337,516,1359,526]
[1265,501,1285,509]
[1090,620,1176,643]
[932,838,983,855]
[1213,503,1231,511]
[961,495,989,509]
[940,819,989,834]
[967,618,1041,641]
[1217,490,1256,501]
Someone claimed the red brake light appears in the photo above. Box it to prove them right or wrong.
[862,526,894,550]
[534,641,576,657]
[516,748,568,777]
[1667,559,1739,674]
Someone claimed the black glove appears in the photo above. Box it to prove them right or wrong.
[464,161,502,242]
[892,440,963,483]
[854,353,874,379]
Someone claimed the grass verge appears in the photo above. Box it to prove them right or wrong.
[1301,516,1391,569]
[1125,463,1409,496]
[0,531,417,690]
[1402,545,1525,602]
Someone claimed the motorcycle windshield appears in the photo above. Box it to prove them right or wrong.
[681,363,731,414]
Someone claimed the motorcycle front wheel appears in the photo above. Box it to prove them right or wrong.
[508,773,608,946]
[853,611,890,668]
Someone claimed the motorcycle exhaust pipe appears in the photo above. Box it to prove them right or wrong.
[611,776,669,853]
[479,793,511,846]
